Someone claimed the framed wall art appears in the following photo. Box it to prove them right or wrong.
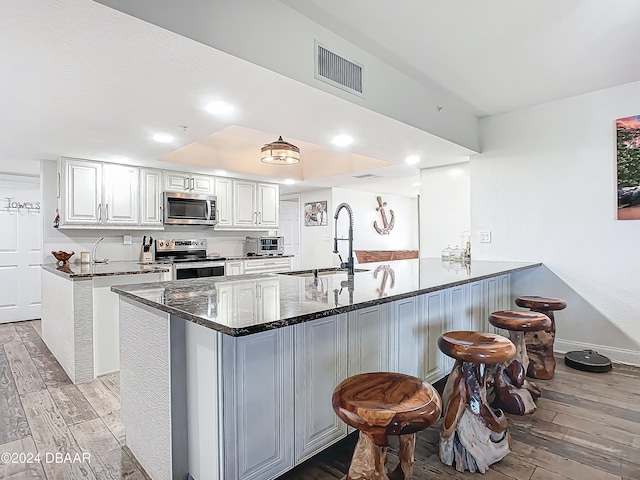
[303,200,328,226]
[617,115,640,220]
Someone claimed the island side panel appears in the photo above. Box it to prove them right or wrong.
[72,278,94,383]
[119,298,187,480]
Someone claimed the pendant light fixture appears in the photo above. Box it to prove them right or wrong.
[260,136,300,165]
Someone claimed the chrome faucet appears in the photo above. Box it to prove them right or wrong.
[333,203,354,276]
[91,237,107,263]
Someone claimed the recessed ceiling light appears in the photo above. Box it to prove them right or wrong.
[153,132,174,143]
[412,182,421,188]
[214,169,227,176]
[284,179,295,185]
[332,134,353,147]
[405,155,420,165]
[206,101,233,115]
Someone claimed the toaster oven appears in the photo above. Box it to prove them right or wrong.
[245,236,284,256]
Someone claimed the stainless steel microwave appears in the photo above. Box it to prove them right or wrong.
[163,192,217,226]
[245,236,284,256]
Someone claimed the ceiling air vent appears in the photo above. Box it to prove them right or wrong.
[315,41,364,97]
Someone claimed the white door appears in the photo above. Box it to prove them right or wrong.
[0,175,42,323]
[278,199,300,270]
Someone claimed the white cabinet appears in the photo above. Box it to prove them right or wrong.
[392,297,426,378]
[243,257,291,274]
[140,168,163,226]
[103,164,139,225]
[232,180,280,229]
[294,314,348,463]
[422,291,448,383]
[215,177,233,227]
[62,158,102,225]
[164,171,215,194]
[347,304,392,377]
[221,327,294,480]
[225,260,244,276]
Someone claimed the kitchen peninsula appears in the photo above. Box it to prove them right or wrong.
[111,258,540,480]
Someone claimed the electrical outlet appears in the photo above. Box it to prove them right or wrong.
[123,234,132,245]
[478,231,491,243]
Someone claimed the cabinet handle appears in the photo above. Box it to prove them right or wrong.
[98,203,102,221]
[57,172,61,199]
[216,209,220,222]
[254,211,258,224]
[190,178,195,191]
[183,177,188,191]
[258,211,262,224]
[105,204,109,221]
[159,205,163,220]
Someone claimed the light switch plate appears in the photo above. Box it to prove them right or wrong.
[123,234,132,245]
[478,231,491,243]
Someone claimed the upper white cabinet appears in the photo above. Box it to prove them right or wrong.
[214,177,233,227]
[140,168,163,226]
[103,164,139,225]
[60,159,161,230]
[62,159,102,225]
[164,171,215,194]
[232,180,279,229]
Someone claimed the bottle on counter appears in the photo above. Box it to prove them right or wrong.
[464,241,471,261]
[441,244,452,261]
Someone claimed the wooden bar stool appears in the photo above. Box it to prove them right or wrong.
[332,372,442,480]
[489,310,552,415]
[438,331,515,474]
[515,295,567,380]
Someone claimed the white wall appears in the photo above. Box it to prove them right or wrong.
[420,163,471,258]
[0,159,40,176]
[299,188,334,269]
[472,80,640,363]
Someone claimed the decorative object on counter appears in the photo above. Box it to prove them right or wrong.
[488,310,552,415]
[90,237,108,264]
[51,250,74,266]
[373,195,395,234]
[354,250,418,263]
[461,230,471,261]
[373,264,395,297]
[515,295,567,380]
[441,244,452,261]
[616,115,640,220]
[5,197,41,214]
[53,208,60,228]
[303,200,327,226]
[80,251,91,264]
[140,236,153,263]
[260,135,300,164]
[438,331,515,473]
[564,349,612,373]
[332,372,441,480]
[449,245,463,262]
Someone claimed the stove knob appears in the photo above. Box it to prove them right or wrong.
[159,241,164,247]
[200,241,205,246]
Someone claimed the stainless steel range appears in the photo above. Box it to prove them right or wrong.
[155,238,225,280]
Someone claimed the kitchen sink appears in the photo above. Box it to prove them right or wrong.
[279,267,369,277]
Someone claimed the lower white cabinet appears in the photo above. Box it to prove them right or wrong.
[225,261,244,276]
[243,257,291,274]
[347,304,392,376]
[294,315,348,463]
[221,327,294,480]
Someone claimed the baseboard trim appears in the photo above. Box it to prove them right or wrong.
[555,339,640,367]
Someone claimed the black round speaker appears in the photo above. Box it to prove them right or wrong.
[564,350,612,373]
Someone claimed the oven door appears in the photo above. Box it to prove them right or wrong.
[173,261,225,280]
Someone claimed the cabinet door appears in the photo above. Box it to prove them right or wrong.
[422,291,448,383]
[63,159,102,224]
[222,328,294,480]
[347,304,391,377]
[164,171,189,192]
[468,281,485,331]
[257,280,280,322]
[140,168,163,226]
[233,180,257,227]
[225,261,244,276]
[191,174,215,194]
[214,177,233,227]
[257,183,279,228]
[104,164,139,225]
[294,315,347,463]
[393,297,426,378]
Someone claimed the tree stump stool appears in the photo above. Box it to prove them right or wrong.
[488,310,552,415]
[332,372,442,480]
[515,296,567,380]
[438,331,516,474]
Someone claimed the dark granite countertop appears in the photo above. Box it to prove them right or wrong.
[42,261,171,279]
[111,259,540,336]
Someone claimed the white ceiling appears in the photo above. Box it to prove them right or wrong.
[283,0,640,116]
[3,1,640,198]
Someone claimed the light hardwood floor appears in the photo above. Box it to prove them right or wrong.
[1,319,639,480]
[0,320,148,480]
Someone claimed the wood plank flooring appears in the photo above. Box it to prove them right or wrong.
[0,320,149,480]
[1,319,639,480]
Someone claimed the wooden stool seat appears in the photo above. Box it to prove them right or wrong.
[333,372,442,480]
[488,311,552,415]
[438,331,516,364]
[489,310,551,332]
[438,331,515,473]
[515,295,567,380]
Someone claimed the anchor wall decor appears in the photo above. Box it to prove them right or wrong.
[373,196,395,235]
